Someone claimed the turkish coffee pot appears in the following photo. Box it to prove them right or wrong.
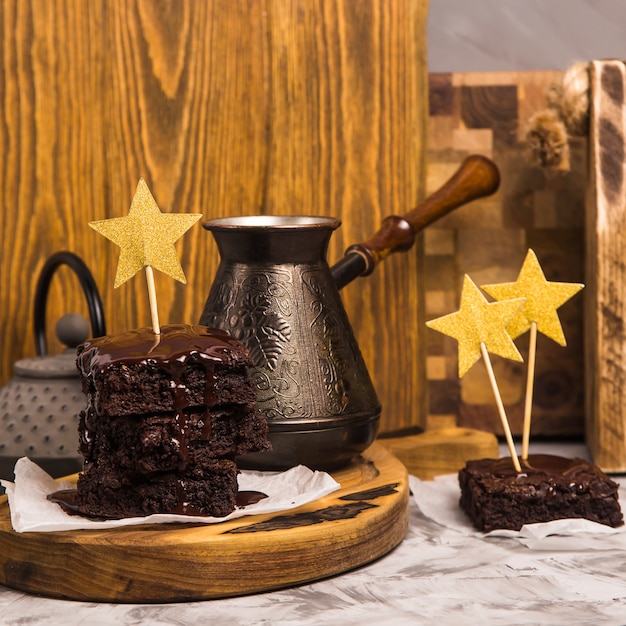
[201,155,500,470]
[0,252,105,467]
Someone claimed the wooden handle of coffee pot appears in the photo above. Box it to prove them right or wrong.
[331,154,500,289]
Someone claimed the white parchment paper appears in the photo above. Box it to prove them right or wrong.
[0,457,340,533]
[409,473,626,550]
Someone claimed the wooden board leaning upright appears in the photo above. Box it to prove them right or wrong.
[585,59,626,472]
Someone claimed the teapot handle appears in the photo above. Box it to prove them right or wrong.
[34,251,106,356]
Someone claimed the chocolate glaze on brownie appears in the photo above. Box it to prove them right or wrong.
[74,324,270,519]
[76,324,257,416]
[459,454,623,532]
[78,323,250,367]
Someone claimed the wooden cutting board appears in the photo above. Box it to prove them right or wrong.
[379,427,498,480]
[0,443,408,603]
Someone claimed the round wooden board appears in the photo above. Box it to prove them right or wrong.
[0,443,408,603]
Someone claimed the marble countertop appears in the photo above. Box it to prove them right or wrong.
[2,443,626,625]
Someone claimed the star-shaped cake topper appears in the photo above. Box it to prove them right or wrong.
[426,274,525,472]
[481,248,583,460]
[425,249,583,472]
[481,249,583,345]
[426,275,525,377]
[89,178,202,288]
[90,178,202,335]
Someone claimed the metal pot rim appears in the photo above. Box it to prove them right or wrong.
[202,215,341,230]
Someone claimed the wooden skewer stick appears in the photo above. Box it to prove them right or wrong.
[145,265,161,335]
[521,321,538,460]
[480,342,522,473]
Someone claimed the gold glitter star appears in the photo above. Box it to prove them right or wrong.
[426,275,525,377]
[481,249,583,345]
[89,178,202,288]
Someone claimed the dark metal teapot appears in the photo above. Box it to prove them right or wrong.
[0,252,105,472]
[200,155,500,470]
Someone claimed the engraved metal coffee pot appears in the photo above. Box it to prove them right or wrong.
[200,155,500,470]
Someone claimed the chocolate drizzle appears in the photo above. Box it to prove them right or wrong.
[47,489,108,520]
[77,324,249,374]
[49,487,268,519]
[471,454,595,479]
[171,482,206,516]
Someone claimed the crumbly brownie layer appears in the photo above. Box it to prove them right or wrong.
[77,326,257,417]
[76,458,239,518]
[79,405,270,473]
[459,455,623,532]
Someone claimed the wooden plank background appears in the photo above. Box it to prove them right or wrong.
[0,1,429,434]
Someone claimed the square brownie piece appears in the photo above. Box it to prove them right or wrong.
[458,455,623,532]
